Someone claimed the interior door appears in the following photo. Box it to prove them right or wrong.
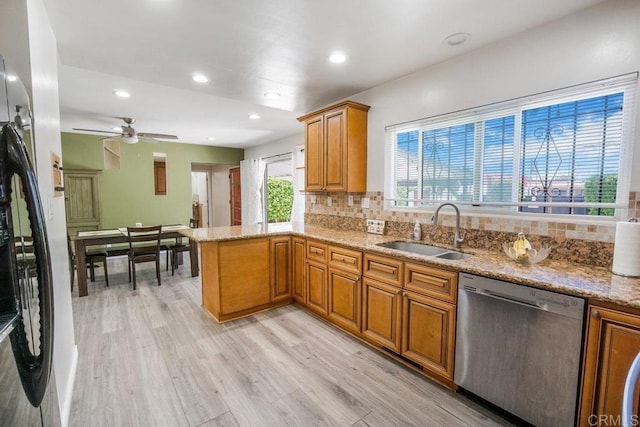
[64,170,101,235]
[229,166,241,225]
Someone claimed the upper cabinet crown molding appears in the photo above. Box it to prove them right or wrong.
[298,100,370,193]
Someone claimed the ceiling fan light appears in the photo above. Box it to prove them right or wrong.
[122,135,139,144]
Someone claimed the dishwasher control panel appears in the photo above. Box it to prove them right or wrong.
[459,273,585,320]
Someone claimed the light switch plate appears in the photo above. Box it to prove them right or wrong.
[366,219,386,235]
[348,195,354,206]
[327,196,332,207]
[362,197,370,209]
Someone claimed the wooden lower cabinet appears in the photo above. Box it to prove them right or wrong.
[292,238,306,304]
[579,304,640,425]
[306,260,328,316]
[362,277,402,352]
[402,290,456,381]
[270,237,292,302]
[202,238,271,321]
[327,267,361,334]
[201,237,293,322]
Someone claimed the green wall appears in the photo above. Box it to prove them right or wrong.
[61,132,243,228]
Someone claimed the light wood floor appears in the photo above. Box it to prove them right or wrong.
[69,255,513,427]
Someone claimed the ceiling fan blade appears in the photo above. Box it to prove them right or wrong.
[138,136,160,144]
[138,132,178,140]
[73,128,119,135]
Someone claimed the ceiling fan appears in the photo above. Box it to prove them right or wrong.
[73,117,178,144]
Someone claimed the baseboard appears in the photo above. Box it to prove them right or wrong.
[60,344,78,427]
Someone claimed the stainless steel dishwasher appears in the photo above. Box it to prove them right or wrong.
[455,273,585,427]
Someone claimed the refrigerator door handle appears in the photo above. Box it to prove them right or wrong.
[623,352,640,427]
[0,124,54,408]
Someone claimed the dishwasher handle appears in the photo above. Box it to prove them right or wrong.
[623,352,640,427]
[463,285,546,312]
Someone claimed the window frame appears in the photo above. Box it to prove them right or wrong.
[384,73,638,221]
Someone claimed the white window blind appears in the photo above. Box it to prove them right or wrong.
[385,73,637,217]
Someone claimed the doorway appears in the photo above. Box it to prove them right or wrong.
[263,156,293,224]
[191,171,209,228]
[191,164,237,227]
[229,167,241,225]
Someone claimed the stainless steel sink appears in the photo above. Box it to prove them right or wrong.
[435,251,470,260]
[376,241,449,256]
[376,241,470,260]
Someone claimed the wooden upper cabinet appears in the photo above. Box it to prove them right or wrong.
[305,115,324,192]
[298,100,370,192]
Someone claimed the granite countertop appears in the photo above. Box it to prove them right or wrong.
[181,222,640,309]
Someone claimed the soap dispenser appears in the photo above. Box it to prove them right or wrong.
[413,221,422,241]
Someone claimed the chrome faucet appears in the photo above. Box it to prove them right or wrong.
[432,203,464,249]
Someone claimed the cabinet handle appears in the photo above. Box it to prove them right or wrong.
[370,262,397,276]
[591,309,601,319]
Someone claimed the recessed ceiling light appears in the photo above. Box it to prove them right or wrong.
[248,113,261,120]
[264,91,280,99]
[444,32,471,46]
[207,137,216,141]
[329,51,347,64]
[192,73,209,83]
[6,74,17,82]
[113,89,131,98]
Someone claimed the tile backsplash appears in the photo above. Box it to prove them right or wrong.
[305,191,640,268]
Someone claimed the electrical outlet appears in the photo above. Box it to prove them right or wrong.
[327,196,332,207]
[348,195,354,206]
[366,219,386,235]
[311,195,317,204]
[362,197,370,209]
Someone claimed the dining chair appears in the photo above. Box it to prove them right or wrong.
[126,225,162,289]
[66,234,109,290]
[166,220,197,275]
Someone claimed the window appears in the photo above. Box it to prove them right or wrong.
[387,74,637,217]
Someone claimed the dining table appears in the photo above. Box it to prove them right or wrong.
[73,225,199,297]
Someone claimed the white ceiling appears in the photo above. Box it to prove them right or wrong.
[43,0,605,149]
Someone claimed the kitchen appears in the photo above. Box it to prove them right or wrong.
[2,0,640,426]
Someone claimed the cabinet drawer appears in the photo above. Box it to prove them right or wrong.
[328,245,362,274]
[306,240,328,263]
[404,263,458,302]
[363,253,403,286]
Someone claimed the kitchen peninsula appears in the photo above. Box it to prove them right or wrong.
[182,222,640,310]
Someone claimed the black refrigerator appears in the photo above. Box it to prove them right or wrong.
[0,55,60,426]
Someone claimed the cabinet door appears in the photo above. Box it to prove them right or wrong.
[328,268,361,334]
[362,277,402,352]
[270,237,292,302]
[579,305,640,425]
[305,115,324,191]
[218,239,271,315]
[324,108,347,191]
[306,260,328,316]
[292,238,306,304]
[402,291,456,380]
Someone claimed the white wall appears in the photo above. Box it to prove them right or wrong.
[244,133,303,160]
[1,0,78,425]
[347,0,640,192]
